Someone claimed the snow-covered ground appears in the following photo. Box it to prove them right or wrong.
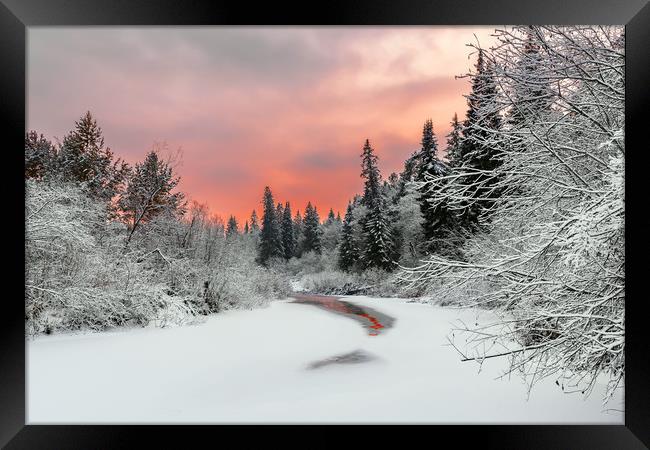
[27,296,623,424]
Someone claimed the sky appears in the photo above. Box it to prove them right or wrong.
[28,26,497,224]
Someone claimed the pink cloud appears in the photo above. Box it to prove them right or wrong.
[28,27,496,224]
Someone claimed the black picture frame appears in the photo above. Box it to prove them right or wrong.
[2,1,648,448]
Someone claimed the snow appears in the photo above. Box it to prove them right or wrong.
[289,279,306,293]
[27,296,623,424]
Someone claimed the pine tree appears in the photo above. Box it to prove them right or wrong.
[293,210,304,257]
[413,120,450,247]
[302,202,322,254]
[508,27,552,127]
[395,150,419,200]
[281,201,296,260]
[56,111,129,203]
[360,139,382,207]
[118,149,186,244]
[276,202,284,225]
[244,220,250,234]
[257,186,284,265]
[363,199,394,271]
[226,215,239,237]
[327,208,336,224]
[25,131,55,180]
[249,210,260,233]
[445,113,463,167]
[358,140,394,270]
[338,202,359,271]
[321,207,342,252]
[394,182,425,266]
[415,119,439,182]
[457,50,504,226]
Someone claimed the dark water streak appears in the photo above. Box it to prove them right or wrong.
[290,293,395,336]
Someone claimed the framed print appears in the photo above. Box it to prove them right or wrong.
[2,0,649,448]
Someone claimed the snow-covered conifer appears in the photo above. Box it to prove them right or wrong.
[257,186,284,264]
[302,202,322,254]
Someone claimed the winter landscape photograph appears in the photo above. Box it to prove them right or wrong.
[25,25,625,424]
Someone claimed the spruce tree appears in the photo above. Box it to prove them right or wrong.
[118,150,186,244]
[57,111,129,203]
[327,208,336,224]
[360,139,382,207]
[321,207,342,252]
[415,119,439,182]
[25,131,55,180]
[226,215,239,237]
[414,120,449,247]
[244,221,250,234]
[302,202,322,254]
[276,202,284,225]
[281,201,296,260]
[249,210,260,233]
[358,140,394,270]
[338,202,359,271]
[445,113,463,167]
[458,50,504,227]
[257,186,284,265]
[363,199,394,271]
[395,150,419,200]
[293,210,304,257]
[508,27,552,127]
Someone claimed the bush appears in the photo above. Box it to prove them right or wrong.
[297,267,419,298]
[25,180,291,336]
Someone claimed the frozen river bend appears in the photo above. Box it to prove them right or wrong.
[28,295,623,423]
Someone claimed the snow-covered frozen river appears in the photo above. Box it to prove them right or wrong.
[27,295,623,424]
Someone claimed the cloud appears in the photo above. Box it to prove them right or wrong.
[28,26,496,223]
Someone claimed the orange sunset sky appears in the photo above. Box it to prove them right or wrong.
[28,26,497,224]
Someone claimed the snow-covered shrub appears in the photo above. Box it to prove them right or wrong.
[299,270,358,294]
[285,249,338,276]
[26,180,290,336]
[25,181,188,334]
[298,267,413,297]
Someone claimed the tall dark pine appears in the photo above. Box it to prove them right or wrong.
[415,119,439,182]
[414,120,449,247]
[257,186,284,265]
[57,111,129,203]
[244,221,250,234]
[359,140,393,270]
[276,203,284,225]
[293,210,304,257]
[363,200,394,271]
[302,202,322,254]
[281,202,296,260]
[338,202,359,271]
[360,139,382,208]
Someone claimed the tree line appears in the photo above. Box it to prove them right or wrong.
[25,25,625,408]
[25,112,290,335]
[398,25,624,403]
